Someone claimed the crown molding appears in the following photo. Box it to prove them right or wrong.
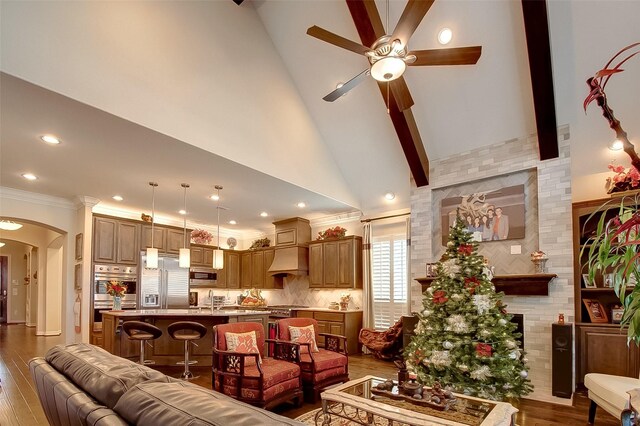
[0,186,76,210]
[309,210,363,228]
[75,195,101,209]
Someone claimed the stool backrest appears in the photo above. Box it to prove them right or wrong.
[122,320,162,339]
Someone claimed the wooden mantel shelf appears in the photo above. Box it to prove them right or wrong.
[415,274,557,296]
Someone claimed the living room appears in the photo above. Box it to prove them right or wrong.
[1,1,639,425]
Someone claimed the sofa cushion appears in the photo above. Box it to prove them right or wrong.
[45,343,171,408]
[289,325,319,353]
[217,358,300,390]
[300,349,347,372]
[301,366,347,385]
[114,381,305,425]
[585,373,640,415]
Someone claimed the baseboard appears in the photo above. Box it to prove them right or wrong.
[7,321,26,324]
[26,323,36,327]
[42,330,62,336]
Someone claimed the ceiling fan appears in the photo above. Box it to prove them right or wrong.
[307,0,482,110]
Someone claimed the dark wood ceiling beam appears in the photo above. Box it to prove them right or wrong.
[346,0,430,186]
[521,0,559,160]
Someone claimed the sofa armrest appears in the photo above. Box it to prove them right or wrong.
[320,333,348,355]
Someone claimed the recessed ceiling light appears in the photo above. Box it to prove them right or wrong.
[40,135,61,145]
[260,212,268,217]
[229,220,237,225]
[210,194,220,201]
[438,28,453,45]
[0,242,5,248]
[384,192,396,201]
[0,221,23,231]
[112,195,124,201]
[22,173,38,181]
[609,139,624,151]
[179,209,187,215]
[297,202,306,208]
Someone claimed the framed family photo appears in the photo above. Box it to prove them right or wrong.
[75,233,83,261]
[582,273,597,288]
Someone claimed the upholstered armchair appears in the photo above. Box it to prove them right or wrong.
[276,318,349,402]
[358,317,404,360]
[585,372,640,425]
[212,322,303,409]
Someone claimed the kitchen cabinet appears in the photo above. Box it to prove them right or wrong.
[293,309,363,354]
[239,248,282,289]
[93,217,117,263]
[241,252,252,288]
[141,226,167,252]
[167,229,188,254]
[223,251,241,289]
[251,250,265,288]
[262,248,282,289]
[308,236,363,289]
[93,217,139,265]
[190,245,215,268]
[572,196,640,383]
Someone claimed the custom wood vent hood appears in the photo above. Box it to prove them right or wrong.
[267,218,311,277]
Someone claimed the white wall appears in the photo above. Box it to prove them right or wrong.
[45,236,64,335]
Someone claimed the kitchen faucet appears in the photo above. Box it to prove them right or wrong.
[208,289,213,313]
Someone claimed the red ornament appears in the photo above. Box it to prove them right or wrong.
[432,290,448,304]
[457,244,473,256]
[476,343,492,357]
[464,277,480,294]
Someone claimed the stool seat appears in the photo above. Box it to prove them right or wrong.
[167,321,207,379]
[122,321,162,365]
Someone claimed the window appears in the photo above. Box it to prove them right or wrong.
[372,235,408,330]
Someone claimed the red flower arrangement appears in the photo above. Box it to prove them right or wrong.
[106,280,127,297]
[432,290,448,304]
[457,244,473,256]
[191,229,213,245]
[606,163,640,194]
[475,343,492,357]
[316,226,347,240]
[464,277,480,294]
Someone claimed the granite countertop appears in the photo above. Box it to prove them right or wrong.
[100,309,272,317]
[291,307,363,313]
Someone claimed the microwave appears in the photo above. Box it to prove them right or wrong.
[189,268,217,287]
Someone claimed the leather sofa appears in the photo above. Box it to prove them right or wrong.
[29,343,305,426]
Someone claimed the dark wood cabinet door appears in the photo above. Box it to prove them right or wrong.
[323,242,338,287]
[225,251,241,289]
[262,249,276,289]
[116,222,139,265]
[191,247,204,266]
[241,252,252,288]
[579,326,640,381]
[141,226,167,252]
[203,248,214,267]
[93,217,117,263]
[251,251,265,288]
[337,239,354,288]
[166,229,186,254]
[309,243,324,288]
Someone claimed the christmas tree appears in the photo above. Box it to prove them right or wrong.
[404,216,533,400]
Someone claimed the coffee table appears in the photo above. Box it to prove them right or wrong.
[317,376,517,426]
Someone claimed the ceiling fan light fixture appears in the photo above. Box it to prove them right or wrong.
[438,28,453,45]
[609,139,624,151]
[0,221,23,231]
[371,56,406,82]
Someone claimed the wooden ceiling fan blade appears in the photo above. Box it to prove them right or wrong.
[383,77,414,111]
[322,69,370,102]
[390,0,435,47]
[307,25,371,55]
[409,46,482,66]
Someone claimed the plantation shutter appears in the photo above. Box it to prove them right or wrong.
[372,234,408,330]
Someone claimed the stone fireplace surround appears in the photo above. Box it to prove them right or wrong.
[410,126,573,403]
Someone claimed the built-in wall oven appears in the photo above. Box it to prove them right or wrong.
[93,264,138,332]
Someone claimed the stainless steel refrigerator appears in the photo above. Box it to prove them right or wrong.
[139,254,189,309]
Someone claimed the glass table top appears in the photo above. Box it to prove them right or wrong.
[337,377,498,426]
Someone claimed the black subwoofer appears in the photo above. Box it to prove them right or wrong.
[552,323,573,398]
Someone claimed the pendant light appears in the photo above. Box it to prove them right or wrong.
[213,185,224,270]
[179,183,191,268]
[147,182,159,269]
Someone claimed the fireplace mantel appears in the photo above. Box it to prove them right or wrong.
[415,274,556,296]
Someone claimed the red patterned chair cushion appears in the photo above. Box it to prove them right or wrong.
[302,366,346,384]
[299,349,347,373]
[216,358,300,390]
[222,377,300,403]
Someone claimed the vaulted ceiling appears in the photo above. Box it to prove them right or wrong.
[1,1,639,233]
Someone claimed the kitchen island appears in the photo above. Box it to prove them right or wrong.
[101,309,270,366]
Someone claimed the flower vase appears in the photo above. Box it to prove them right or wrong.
[339,301,349,311]
[112,295,122,311]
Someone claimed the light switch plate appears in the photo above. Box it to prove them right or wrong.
[510,245,522,255]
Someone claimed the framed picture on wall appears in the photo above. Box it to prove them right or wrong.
[603,273,615,288]
[74,264,82,291]
[583,299,609,323]
[75,233,83,261]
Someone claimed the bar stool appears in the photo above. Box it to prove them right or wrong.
[168,321,207,379]
[122,321,162,365]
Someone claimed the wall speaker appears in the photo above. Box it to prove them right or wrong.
[552,323,573,398]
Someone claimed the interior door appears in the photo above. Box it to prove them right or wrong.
[0,256,8,323]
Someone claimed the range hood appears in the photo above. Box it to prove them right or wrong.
[267,218,310,277]
[267,246,308,277]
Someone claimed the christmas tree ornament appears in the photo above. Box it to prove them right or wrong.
[509,351,519,360]
[470,365,492,381]
[480,329,491,337]
[443,341,454,349]
[505,339,517,349]
[451,293,464,301]
[430,350,452,368]
[446,315,470,333]
[457,363,469,372]
[498,318,507,326]
[473,294,491,314]
[520,370,528,378]
[422,308,433,316]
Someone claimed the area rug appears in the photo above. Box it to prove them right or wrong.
[295,407,396,426]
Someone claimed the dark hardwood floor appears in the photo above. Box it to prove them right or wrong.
[0,324,619,425]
